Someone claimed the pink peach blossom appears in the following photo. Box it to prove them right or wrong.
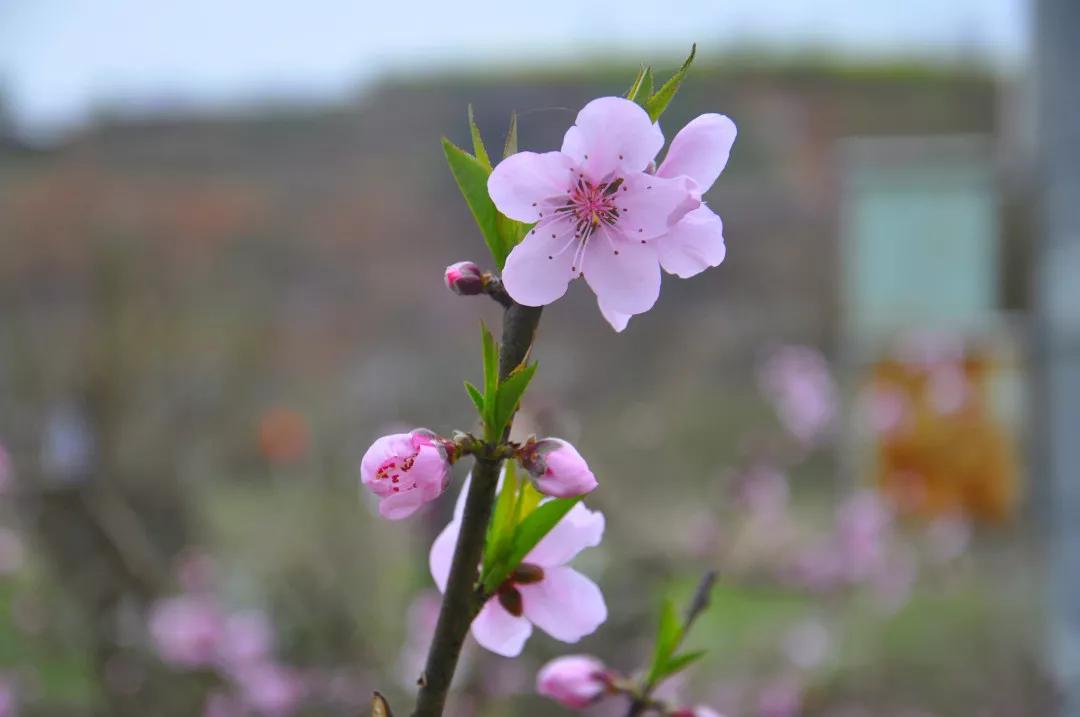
[430,480,606,657]
[490,97,735,331]
[601,112,736,330]
[360,429,451,519]
[518,438,597,498]
[536,655,610,709]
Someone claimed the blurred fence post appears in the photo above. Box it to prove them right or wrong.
[1036,1,1080,715]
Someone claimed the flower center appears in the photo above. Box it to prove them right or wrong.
[557,177,624,241]
[375,452,419,494]
[495,562,546,617]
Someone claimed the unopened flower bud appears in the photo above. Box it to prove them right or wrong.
[360,429,451,519]
[444,261,485,296]
[536,655,611,709]
[518,438,597,498]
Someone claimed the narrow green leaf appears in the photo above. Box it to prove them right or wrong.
[468,105,491,169]
[484,496,580,592]
[502,111,518,159]
[496,214,531,255]
[644,44,697,123]
[647,598,684,683]
[484,462,521,575]
[464,381,485,417]
[491,361,537,438]
[516,480,544,521]
[654,649,707,681]
[626,65,654,105]
[442,137,507,267]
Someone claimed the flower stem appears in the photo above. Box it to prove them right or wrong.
[412,301,542,717]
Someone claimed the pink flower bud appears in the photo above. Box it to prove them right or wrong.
[444,261,485,296]
[536,655,609,709]
[518,438,597,498]
[670,707,725,717]
[360,429,451,519]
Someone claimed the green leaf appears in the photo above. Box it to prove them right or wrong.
[483,496,580,592]
[502,111,518,159]
[654,649,707,681]
[442,137,507,268]
[491,361,537,438]
[484,461,521,573]
[644,44,697,123]
[496,214,531,255]
[468,105,491,169]
[647,598,684,683]
[464,381,485,417]
[626,65,654,106]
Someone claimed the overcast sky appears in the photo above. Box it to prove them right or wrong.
[0,0,1029,141]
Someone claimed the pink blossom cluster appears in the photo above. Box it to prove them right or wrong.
[488,97,735,331]
[430,476,606,656]
[147,556,305,717]
[359,429,597,519]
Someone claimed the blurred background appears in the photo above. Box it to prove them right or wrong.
[0,0,1074,715]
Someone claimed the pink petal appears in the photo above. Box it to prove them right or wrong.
[501,216,580,307]
[655,205,727,278]
[359,433,412,487]
[582,225,661,315]
[526,502,604,567]
[471,599,533,657]
[488,151,576,222]
[519,566,607,643]
[657,114,737,193]
[379,489,429,520]
[561,97,663,181]
[429,518,460,593]
[598,299,632,332]
[618,173,700,240]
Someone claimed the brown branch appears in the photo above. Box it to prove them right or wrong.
[412,301,542,717]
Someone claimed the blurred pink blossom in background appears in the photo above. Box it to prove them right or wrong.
[759,346,837,446]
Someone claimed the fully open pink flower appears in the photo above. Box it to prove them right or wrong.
[518,438,597,498]
[490,97,712,328]
[360,429,451,519]
[536,655,611,709]
[595,111,737,331]
[430,480,606,657]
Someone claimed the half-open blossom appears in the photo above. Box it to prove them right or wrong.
[444,261,485,296]
[360,429,451,519]
[600,112,737,331]
[490,97,719,329]
[148,595,226,669]
[536,655,611,709]
[759,345,837,446]
[518,438,597,498]
[430,479,606,657]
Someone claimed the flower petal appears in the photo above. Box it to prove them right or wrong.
[429,518,460,593]
[655,205,727,278]
[519,566,607,643]
[618,173,700,240]
[501,216,580,307]
[598,298,632,332]
[561,97,663,181]
[526,502,604,567]
[582,226,661,315]
[378,489,429,520]
[488,151,576,222]
[656,114,737,193]
[471,599,533,657]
